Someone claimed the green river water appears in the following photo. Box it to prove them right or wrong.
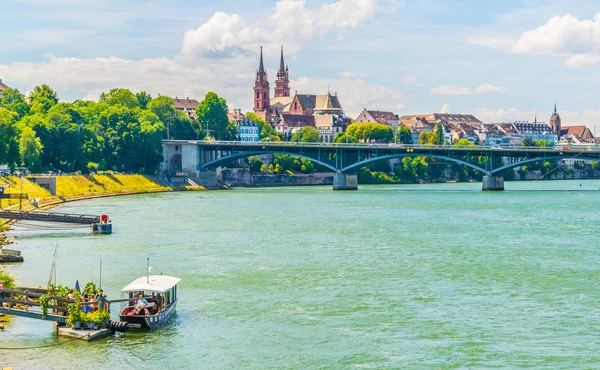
[1,180,600,369]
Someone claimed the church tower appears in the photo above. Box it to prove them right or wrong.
[253,46,270,120]
[274,46,290,98]
[549,102,561,137]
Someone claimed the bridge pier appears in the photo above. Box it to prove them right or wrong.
[333,172,358,191]
[482,175,504,191]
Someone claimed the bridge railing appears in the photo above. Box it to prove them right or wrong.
[163,140,600,153]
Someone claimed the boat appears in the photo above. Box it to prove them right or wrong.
[118,275,181,329]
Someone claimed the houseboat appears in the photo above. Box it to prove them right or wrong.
[119,275,180,329]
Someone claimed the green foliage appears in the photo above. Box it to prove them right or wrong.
[100,88,140,109]
[0,108,20,166]
[39,295,50,317]
[358,168,399,184]
[291,126,320,143]
[0,269,16,289]
[535,139,552,147]
[453,138,475,147]
[435,121,444,145]
[19,127,43,172]
[225,121,240,141]
[418,131,437,145]
[334,132,358,144]
[346,122,393,142]
[28,85,59,114]
[247,156,263,172]
[196,92,229,139]
[396,125,413,144]
[591,160,599,171]
[269,154,316,174]
[245,112,280,141]
[521,137,535,147]
[135,91,153,109]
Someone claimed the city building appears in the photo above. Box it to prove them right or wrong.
[0,79,9,97]
[273,114,316,140]
[355,109,400,129]
[173,97,200,120]
[400,113,483,144]
[229,109,259,142]
[237,120,260,142]
[514,120,558,146]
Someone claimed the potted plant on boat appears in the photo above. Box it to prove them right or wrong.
[85,312,97,330]
[67,305,83,329]
[97,309,111,327]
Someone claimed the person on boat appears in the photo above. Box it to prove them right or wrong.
[134,294,149,316]
[96,290,107,311]
[24,290,30,311]
[81,296,92,313]
[66,289,74,301]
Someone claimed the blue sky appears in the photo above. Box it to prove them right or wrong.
[1,0,599,130]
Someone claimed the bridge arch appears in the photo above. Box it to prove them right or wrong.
[490,155,599,175]
[199,151,337,172]
[341,153,488,174]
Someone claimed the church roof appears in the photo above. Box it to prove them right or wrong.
[269,96,293,113]
[295,93,343,111]
[276,114,315,128]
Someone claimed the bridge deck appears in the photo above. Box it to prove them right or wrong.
[0,210,100,224]
[0,306,67,323]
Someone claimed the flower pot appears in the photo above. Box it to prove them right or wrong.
[73,321,82,329]
[86,322,96,330]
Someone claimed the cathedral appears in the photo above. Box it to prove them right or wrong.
[252,46,349,142]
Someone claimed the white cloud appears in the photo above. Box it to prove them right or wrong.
[474,84,507,94]
[401,75,421,87]
[439,104,450,113]
[180,12,265,60]
[430,84,472,95]
[430,84,505,96]
[468,12,600,68]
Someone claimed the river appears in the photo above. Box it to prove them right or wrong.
[1,180,600,369]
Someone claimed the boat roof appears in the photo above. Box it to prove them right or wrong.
[121,275,181,294]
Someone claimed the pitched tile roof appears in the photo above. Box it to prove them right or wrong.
[295,93,342,111]
[0,79,9,92]
[276,114,316,128]
[172,97,200,110]
[364,110,398,124]
[560,125,594,140]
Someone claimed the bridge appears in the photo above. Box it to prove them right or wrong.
[161,140,600,190]
[0,210,112,234]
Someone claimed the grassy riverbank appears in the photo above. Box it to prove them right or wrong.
[0,174,179,247]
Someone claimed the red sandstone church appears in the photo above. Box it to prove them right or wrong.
[252,46,349,142]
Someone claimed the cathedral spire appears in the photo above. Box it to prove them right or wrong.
[258,46,265,73]
[554,102,557,114]
[279,45,285,73]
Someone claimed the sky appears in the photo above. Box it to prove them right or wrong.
[1,0,600,131]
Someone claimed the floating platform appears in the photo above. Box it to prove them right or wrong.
[57,327,112,341]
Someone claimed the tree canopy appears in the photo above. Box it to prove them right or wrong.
[291,126,320,142]
[196,92,228,140]
[0,86,208,173]
[345,122,393,142]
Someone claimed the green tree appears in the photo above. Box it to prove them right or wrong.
[345,122,393,142]
[28,85,59,114]
[453,138,475,147]
[247,156,263,172]
[435,121,444,145]
[418,131,437,144]
[396,125,413,144]
[135,92,152,109]
[521,137,535,147]
[99,88,140,109]
[19,127,43,172]
[246,112,281,141]
[0,108,19,166]
[0,88,30,118]
[535,139,551,147]
[196,92,228,140]
[291,126,320,142]
[148,96,199,139]
[225,121,240,141]
[334,132,358,143]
